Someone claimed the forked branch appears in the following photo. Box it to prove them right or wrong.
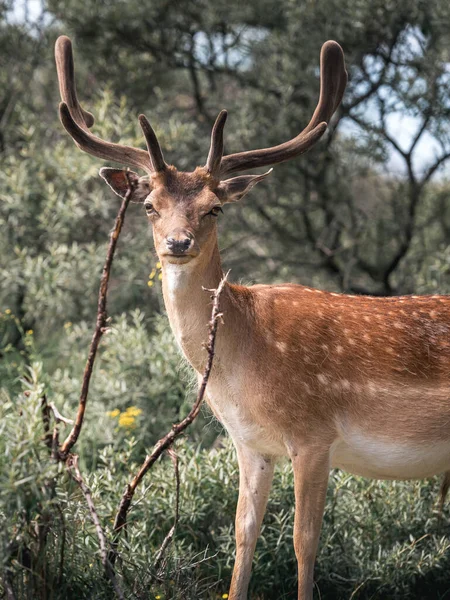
[37,171,135,598]
[109,273,228,564]
[58,171,135,459]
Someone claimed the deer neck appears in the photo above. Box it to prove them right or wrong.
[161,239,227,372]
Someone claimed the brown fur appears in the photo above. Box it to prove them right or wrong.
[134,171,450,599]
[146,187,450,598]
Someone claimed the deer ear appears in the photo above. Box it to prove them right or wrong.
[99,168,152,203]
[215,169,272,204]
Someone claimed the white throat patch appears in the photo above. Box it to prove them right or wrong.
[163,262,195,300]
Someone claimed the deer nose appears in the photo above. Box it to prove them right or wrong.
[166,231,193,255]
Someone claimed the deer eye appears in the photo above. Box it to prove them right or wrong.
[207,206,223,217]
[144,202,158,216]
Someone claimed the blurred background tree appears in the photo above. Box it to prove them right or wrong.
[2,1,450,598]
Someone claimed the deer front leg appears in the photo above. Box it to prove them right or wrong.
[290,445,330,600]
[229,444,275,600]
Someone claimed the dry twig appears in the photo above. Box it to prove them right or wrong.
[49,402,74,425]
[59,171,135,459]
[68,455,124,600]
[40,394,52,451]
[109,273,228,564]
[35,172,134,596]
[153,449,180,570]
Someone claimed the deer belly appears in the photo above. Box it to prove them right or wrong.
[331,428,450,480]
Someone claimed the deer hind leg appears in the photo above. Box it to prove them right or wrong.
[228,444,275,600]
[289,445,331,600]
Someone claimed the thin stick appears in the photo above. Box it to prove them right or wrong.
[51,426,60,461]
[153,449,180,570]
[59,172,135,459]
[40,394,52,451]
[49,402,74,425]
[109,273,228,564]
[68,455,124,600]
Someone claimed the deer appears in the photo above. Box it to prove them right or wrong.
[55,35,450,599]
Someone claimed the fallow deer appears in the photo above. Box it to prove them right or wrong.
[55,35,450,599]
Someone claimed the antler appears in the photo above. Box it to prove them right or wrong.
[215,40,347,177]
[138,114,166,172]
[55,36,165,173]
[206,110,228,179]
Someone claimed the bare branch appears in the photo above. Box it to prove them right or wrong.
[68,455,124,600]
[59,171,136,459]
[343,32,400,113]
[409,112,431,156]
[109,272,228,564]
[153,449,180,571]
[40,394,52,451]
[51,426,60,461]
[422,151,450,185]
[49,402,74,425]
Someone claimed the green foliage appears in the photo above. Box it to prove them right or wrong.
[2,1,450,598]
[2,378,450,599]
[47,310,218,460]
[0,93,159,337]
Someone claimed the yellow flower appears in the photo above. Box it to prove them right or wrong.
[222,595,229,599]
[148,280,154,287]
[149,268,156,280]
[118,414,137,429]
[118,416,135,429]
[125,406,142,417]
[5,309,11,314]
[158,273,163,281]
[108,409,120,418]
[155,596,161,600]
[156,262,161,269]
[64,321,72,329]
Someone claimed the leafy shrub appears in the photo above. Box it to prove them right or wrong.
[2,370,450,599]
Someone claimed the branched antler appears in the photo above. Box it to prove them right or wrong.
[55,36,165,174]
[56,36,347,183]
[214,41,347,177]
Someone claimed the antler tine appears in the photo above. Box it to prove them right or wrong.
[303,41,348,134]
[55,35,153,173]
[55,35,95,131]
[206,110,228,179]
[58,103,153,170]
[219,40,347,177]
[138,115,167,172]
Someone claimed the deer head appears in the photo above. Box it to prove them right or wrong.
[55,36,347,268]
